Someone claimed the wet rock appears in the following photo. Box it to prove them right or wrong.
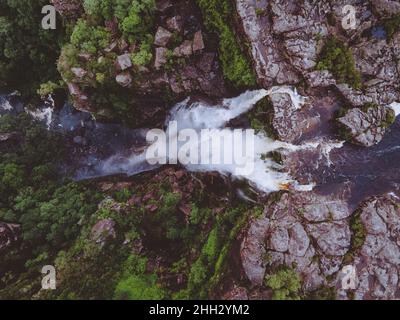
[66,83,93,113]
[269,92,310,143]
[116,72,133,88]
[0,222,20,253]
[155,47,168,70]
[154,27,173,47]
[116,54,132,71]
[337,105,395,147]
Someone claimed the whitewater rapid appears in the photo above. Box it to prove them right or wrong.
[94,86,343,193]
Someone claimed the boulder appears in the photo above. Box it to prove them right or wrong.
[71,67,87,78]
[337,105,395,147]
[154,47,168,70]
[166,16,183,32]
[192,31,205,52]
[154,27,172,47]
[116,72,133,87]
[116,54,132,71]
[91,219,116,247]
[173,40,193,57]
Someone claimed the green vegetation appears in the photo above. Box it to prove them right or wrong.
[0,114,101,298]
[58,0,156,123]
[343,210,366,265]
[196,0,256,88]
[264,267,302,300]
[0,0,66,98]
[382,13,400,42]
[316,37,362,90]
[247,96,278,138]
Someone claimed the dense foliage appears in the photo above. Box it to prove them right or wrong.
[56,0,157,122]
[0,0,66,98]
[316,37,362,90]
[196,0,256,88]
[0,114,101,297]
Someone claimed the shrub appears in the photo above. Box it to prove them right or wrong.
[316,37,362,90]
[196,0,256,88]
[265,267,302,300]
[114,275,165,300]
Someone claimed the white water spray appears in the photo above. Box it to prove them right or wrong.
[94,86,321,193]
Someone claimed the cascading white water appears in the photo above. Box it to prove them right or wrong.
[95,86,344,193]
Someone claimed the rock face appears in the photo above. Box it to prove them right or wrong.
[91,218,117,247]
[240,190,400,299]
[241,190,352,291]
[0,222,20,253]
[154,27,173,47]
[337,106,395,147]
[338,194,400,300]
[235,0,400,145]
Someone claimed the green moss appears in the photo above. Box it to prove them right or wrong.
[264,266,302,300]
[343,210,367,265]
[384,108,396,128]
[196,0,256,88]
[316,37,362,90]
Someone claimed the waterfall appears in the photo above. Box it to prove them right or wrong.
[92,86,316,193]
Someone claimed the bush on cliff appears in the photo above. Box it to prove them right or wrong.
[196,0,256,88]
[316,37,362,90]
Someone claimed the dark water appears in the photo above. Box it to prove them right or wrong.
[294,118,400,208]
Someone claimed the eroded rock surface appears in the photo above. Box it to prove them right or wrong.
[241,190,400,299]
[236,0,400,144]
[337,105,395,146]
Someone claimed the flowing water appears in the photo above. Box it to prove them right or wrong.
[1,88,399,205]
